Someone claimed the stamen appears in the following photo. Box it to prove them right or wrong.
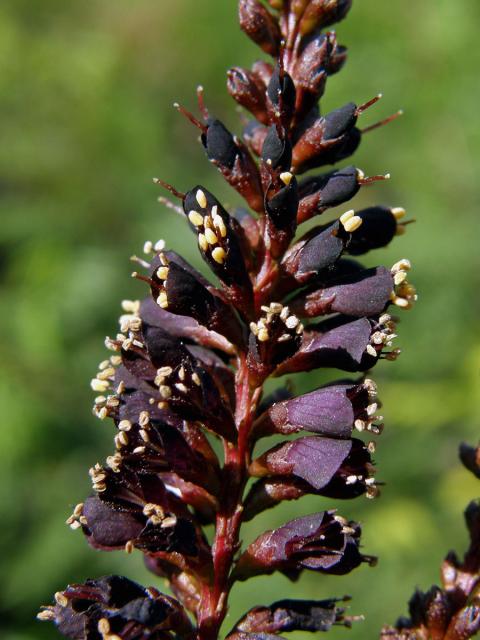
[196,189,208,209]
[357,173,391,185]
[391,207,406,220]
[212,247,227,264]
[157,292,169,309]
[343,215,363,233]
[188,210,204,227]
[198,233,209,251]
[361,109,403,134]
[355,93,383,115]
[156,266,170,280]
[205,228,219,245]
[153,178,185,199]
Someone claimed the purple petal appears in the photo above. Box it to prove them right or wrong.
[251,437,352,490]
[265,383,358,438]
[83,496,144,550]
[276,316,374,375]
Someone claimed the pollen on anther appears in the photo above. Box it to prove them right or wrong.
[198,233,209,252]
[160,385,172,399]
[205,228,219,245]
[391,207,406,220]
[156,266,169,280]
[212,247,227,264]
[258,328,270,342]
[55,592,68,608]
[196,189,207,209]
[343,215,363,233]
[157,291,169,309]
[91,378,110,393]
[188,210,204,227]
[340,210,355,225]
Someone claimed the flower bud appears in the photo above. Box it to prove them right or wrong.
[239,0,281,57]
[261,124,293,170]
[292,102,361,173]
[347,206,401,255]
[281,221,347,283]
[265,175,299,231]
[297,165,360,223]
[183,186,253,308]
[266,65,297,126]
[227,66,269,124]
[459,442,480,479]
[234,511,367,581]
[201,119,264,212]
[290,32,346,119]
[291,266,394,318]
[299,0,353,36]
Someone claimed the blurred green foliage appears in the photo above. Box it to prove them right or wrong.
[1,1,479,638]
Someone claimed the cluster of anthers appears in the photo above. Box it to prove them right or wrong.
[39,2,421,640]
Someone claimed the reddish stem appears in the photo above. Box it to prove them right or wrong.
[196,357,260,640]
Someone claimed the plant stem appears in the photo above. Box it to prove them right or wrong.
[197,357,260,640]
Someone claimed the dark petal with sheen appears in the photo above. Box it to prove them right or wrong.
[250,437,352,490]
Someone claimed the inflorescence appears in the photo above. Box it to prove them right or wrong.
[38,2,429,639]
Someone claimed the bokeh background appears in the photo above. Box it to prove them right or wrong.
[1,0,479,638]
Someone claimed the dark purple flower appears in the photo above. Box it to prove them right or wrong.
[149,253,245,347]
[297,165,360,223]
[234,512,370,581]
[381,445,480,640]
[38,576,194,640]
[346,206,406,255]
[275,313,398,375]
[290,266,396,317]
[41,2,415,638]
[244,440,377,521]
[182,185,253,307]
[249,436,376,493]
[228,596,352,637]
[255,379,381,439]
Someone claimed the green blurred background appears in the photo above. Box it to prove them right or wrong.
[1,0,479,638]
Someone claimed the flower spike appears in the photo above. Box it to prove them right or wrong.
[40,2,417,640]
